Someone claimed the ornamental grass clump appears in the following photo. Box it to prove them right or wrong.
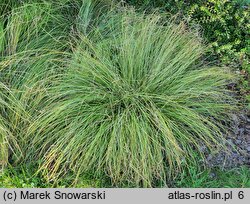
[30,9,236,187]
[0,2,70,164]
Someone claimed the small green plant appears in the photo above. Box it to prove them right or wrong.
[28,6,237,187]
[0,164,110,188]
[174,166,250,188]
[0,164,45,188]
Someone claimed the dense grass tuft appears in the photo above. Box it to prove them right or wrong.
[0,2,70,166]
[28,7,237,187]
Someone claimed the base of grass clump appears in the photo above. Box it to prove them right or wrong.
[0,164,111,188]
[1,164,249,188]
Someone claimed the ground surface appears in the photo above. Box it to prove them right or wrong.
[206,110,250,168]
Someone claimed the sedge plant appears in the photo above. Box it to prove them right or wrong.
[0,2,71,165]
[28,5,237,187]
